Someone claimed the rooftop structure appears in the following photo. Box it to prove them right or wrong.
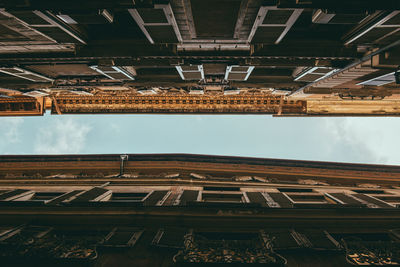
[0,0,399,116]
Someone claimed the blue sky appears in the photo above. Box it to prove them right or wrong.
[0,113,399,165]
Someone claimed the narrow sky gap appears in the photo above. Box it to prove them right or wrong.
[0,114,399,165]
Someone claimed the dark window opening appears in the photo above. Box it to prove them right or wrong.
[110,192,148,202]
[287,194,327,202]
[23,102,35,110]
[352,189,385,194]
[278,188,313,193]
[203,186,240,191]
[202,193,243,203]
[375,196,400,202]
[31,192,64,201]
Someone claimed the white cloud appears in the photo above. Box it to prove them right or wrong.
[323,118,397,164]
[109,122,121,134]
[342,118,400,164]
[34,118,91,154]
[0,117,24,151]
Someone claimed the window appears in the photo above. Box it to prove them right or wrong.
[352,189,385,194]
[202,193,244,203]
[203,186,240,191]
[357,72,395,86]
[374,196,400,204]
[110,192,148,202]
[175,65,204,81]
[30,192,64,201]
[152,227,187,248]
[285,193,328,203]
[278,188,313,193]
[103,227,143,248]
[294,67,338,82]
[224,65,254,81]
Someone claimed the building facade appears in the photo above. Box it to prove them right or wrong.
[0,154,399,266]
[0,0,399,117]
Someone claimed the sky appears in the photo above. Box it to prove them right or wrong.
[0,113,399,165]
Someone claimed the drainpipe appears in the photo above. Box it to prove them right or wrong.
[119,154,129,176]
